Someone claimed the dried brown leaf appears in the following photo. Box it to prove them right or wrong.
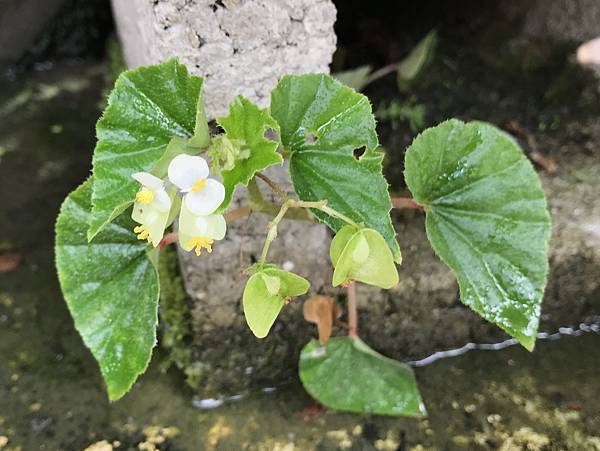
[303,295,340,345]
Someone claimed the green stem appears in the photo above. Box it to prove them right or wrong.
[318,204,360,228]
[256,173,288,202]
[258,198,359,265]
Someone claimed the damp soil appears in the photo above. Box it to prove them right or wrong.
[2,2,600,448]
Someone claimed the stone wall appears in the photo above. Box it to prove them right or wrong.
[110,0,337,118]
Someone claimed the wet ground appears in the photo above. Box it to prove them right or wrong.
[0,55,600,450]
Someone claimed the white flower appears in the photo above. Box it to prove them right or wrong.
[178,200,226,256]
[168,154,225,215]
[130,172,172,247]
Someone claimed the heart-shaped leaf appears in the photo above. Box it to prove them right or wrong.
[243,267,310,338]
[330,225,399,289]
[216,96,283,211]
[300,337,426,417]
[404,119,551,350]
[270,74,400,261]
[89,58,203,240]
[56,180,159,400]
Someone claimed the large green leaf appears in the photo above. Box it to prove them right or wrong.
[300,337,425,417]
[404,119,551,350]
[216,96,283,211]
[89,58,203,240]
[270,74,400,261]
[56,180,160,400]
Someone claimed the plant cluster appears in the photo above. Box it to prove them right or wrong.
[55,58,550,416]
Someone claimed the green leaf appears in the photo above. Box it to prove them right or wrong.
[404,119,551,350]
[397,29,437,91]
[150,136,196,179]
[216,96,283,211]
[300,337,426,417]
[333,65,373,92]
[89,58,203,241]
[330,226,399,289]
[243,267,310,338]
[56,179,160,400]
[270,74,400,261]
[189,80,210,149]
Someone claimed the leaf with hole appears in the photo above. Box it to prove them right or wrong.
[300,337,426,416]
[243,266,310,338]
[270,74,400,261]
[404,119,551,350]
[56,179,159,400]
[216,96,283,212]
[88,58,203,240]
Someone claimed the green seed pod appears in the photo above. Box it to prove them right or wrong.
[330,225,400,289]
[243,267,310,338]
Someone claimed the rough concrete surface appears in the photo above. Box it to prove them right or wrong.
[110,0,337,119]
[524,0,600,42]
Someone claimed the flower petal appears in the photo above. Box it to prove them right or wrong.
[184,179,225,215]
[153,188,172,212]
[197,214,227,240]
[178,201,200,236]
[131,172,163,189]
[168,154,209,191]
[131,203,169,247]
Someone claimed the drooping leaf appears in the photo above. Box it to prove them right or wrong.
[404,119,551,350]
[89,58,203,240]
[56,179,159,400]
[216,96,283,211]
[330,225,400,289]
[300,337,426,417]
[397,29,437,91]
[243,266,310,338]
[333,65,373,91]
[270,74,400,261]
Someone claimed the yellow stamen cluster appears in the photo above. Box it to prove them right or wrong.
[136,189,154,204]
[191,178,207,192]
[134,225,152,243]
[186,236,214,256]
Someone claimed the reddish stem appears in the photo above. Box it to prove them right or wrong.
[347,282,358,337]
[157,232,178,250]
[392,197,424,210]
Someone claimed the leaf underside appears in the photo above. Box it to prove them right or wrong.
[88,58,202,240]
[56,180,159,400]
[270,74,400,261]
[404,119,551,350]
[300,337,426,417]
